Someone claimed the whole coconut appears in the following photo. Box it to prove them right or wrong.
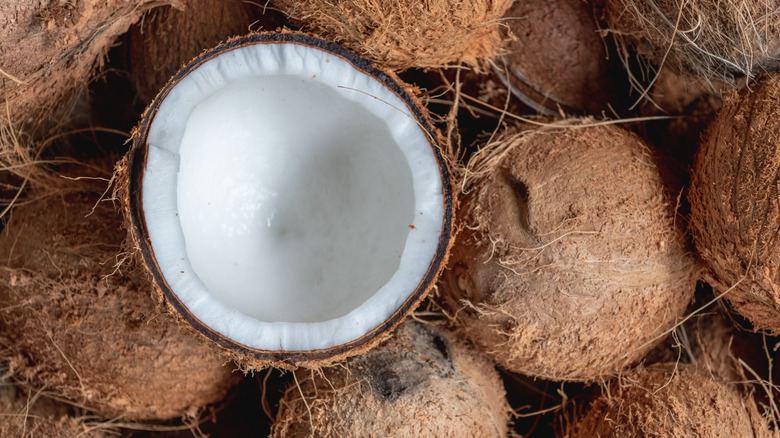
[441,123,699,381]
[565,363,771,437]
[0,183,240,420]
[270,321,509,437]
[690,73,780,334]
[602,0,780,82]
[499,0,620,115]
[269,0,514,69]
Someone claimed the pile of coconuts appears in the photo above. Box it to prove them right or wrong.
[1,0,780,436]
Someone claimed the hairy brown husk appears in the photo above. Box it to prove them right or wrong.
[0,0,164,128]
[441,123,699,381]
[690,74,780,334]
[500,0,616,114]
[128,0,266,104]
[564,363,771,437]
[270,0,514,69]
[602,0,780,82]
[0,375,112,437]
[270,321,509,437]
[0,182,239,420]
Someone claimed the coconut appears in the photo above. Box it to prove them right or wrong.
[689,73,780,334]
[0,0,159,128]
[123,32,454,370]
[270,321,509,437]
[564,363,771,437]
[497,0,619,115]
[0,377,112,437]
[0,184,239,420]
[601,0,780,82]
[440,123,699,381]
[269,0,514,69]
[127,0,272,104]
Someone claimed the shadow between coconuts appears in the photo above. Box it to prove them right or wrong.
[124,32,454,369]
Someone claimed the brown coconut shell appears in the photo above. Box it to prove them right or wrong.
[127,0,273,104]
[270,321,509,437]
[601,0,780,82]
[269,0,514,70]
[0,183,240,420]
[498,0,618,115]
[0,0,159,128]
[441,123,699,381]
[564,363,772,437]
[690,73,780,334]
[124,32,454,370]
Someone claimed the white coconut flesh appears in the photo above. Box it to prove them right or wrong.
[141,42,445,352]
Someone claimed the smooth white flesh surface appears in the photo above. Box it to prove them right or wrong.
[142,42,444,351]
[177,76,413,323]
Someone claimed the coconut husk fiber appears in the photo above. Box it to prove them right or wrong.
[440,122,700,381]
[128,0,271,104]
[563,363,772,437]
[270,0,514,70]
[0,0,169,129]
[0,180,240,420]
[690,73,780,334]
[499,0,619,115]
[0,372,113,437]
[602,0,780,82]
[270,321,510,437]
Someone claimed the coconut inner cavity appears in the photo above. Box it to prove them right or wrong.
[177,75,414,323]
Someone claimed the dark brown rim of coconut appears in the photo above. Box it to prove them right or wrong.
[126,32,453,368]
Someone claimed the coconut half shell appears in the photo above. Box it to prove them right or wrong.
[125,32,454,369]
[270,321,510,437]
[441,123,699,381]
[690,73,780,334]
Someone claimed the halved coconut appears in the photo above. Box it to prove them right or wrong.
[125,33,453,369]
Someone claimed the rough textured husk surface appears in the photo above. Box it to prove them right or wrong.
[564,363,772,437]
[441,124,699,381]
[0,0,164,128]
[602,0,780,82]
[270,321,509,437]
[0,183,239,420]
[0,378,111,437]
[270,0,514,69]
[128,0,260,104]
[690,74,780,334]
[501,0,614,114]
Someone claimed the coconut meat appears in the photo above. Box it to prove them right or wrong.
[141,42,444,351]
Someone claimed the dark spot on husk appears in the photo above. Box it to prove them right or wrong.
[373,369,407,401]
[432,334,450,361]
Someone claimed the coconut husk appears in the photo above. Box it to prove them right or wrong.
[440,122,700,381]
[270,321,510,437]
[269,0,514,70]
[0,179,240,420]
[564,363,773,437]
[0,0,168,130]
[689,73,780,334]
[128,0,274,104]
[0,376,112,438]
[498,0,620,115]
[601,0,780,83]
